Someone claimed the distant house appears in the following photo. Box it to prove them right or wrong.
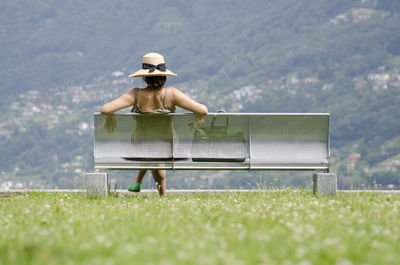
[10,102,20,110]
[350,8,372,23]
[347,153,361,172]
[329,8,374,25]
[347,153,361,164]
[78,122,89,131]
[73,86,83,94]
[112,71,124,78]
[367,73,390,81]
[381,160,400,172]
[287,76,299,86]
[31,106,40,113]
[303,77,318,85]
[0,130,12,139]
[41,104,54,110]
[355,79,367,88]
[58,105,69,110]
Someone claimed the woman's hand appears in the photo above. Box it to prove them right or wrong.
[186,114,206,133]
[195,113,206,125]
[104,114,117,133]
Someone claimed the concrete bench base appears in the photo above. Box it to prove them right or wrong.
[84,172,337,197]
[313,173,337,195]
[85,173,108,197]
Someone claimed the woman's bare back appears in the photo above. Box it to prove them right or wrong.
[101,86,207,115]
[133,87,175,114]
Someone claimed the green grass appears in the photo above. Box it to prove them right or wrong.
[1,191,399,265]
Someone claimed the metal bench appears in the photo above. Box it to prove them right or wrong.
[87,113,336,195]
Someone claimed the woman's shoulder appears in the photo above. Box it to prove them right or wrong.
[165,86,177,91]
[127,87,140,95]
[125,88,138,101]
[127,87,137,92]
[165,86,180,94]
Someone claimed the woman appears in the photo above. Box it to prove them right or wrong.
[100,53,208,196]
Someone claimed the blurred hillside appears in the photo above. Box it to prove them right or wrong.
[0,0,399,189]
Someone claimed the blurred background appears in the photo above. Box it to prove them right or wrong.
[0,0,399,190]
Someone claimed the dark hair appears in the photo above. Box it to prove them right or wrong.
[143,76,166,90]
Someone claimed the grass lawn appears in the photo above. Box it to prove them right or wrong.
[0,190,399,265]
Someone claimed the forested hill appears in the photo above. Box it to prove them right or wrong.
[1,0,400,98]
[0,0,400,189]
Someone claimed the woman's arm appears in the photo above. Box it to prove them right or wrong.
[171,87,208,115]
[100,89,135,114]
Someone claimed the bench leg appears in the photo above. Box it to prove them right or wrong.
[85,172,108,197]
[313,173,337,196]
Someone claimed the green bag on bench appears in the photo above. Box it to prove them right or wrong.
[191,115,247,162]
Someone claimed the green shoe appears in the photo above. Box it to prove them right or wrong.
[128,183,141,192]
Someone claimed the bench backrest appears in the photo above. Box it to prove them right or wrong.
[94,113,330,171]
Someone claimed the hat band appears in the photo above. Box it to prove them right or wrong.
[142,63,167,73]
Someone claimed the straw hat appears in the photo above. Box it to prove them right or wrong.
[129,53,177,78]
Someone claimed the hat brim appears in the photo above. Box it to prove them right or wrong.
[129,69,177,78]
